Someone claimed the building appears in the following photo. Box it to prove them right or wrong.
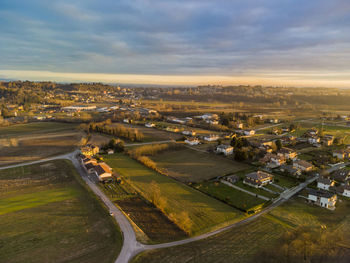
[243,171,273,188]
[107,149,114,155]
[185,137,200,145]
[331,168,350,184]
[308,136,320,145]
[182,130,196,136]
[145,123,155,128]
[342,185,350,197]
[280,165,302,177]
[322,134,334,146]
[243,130,255,136]
[93,163,113,181]
[200,113,219,120]
[333,149,350,160]
[204,134,220,141]
[317,177,335,190]
[166,126,180,133]
[81,144,99,156]
[307,189,337,210]
[235,123,244,129]
[293,159,313,172]
[62,105,97,111]
[278,147,298,160]
[216,144,234,156]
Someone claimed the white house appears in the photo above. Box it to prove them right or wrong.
[243,130,255,136]
[185,137,200,145]
[307,189,337,210]
[317,177,335,190]
[308,136,320,144]
[216,145,234,156]
[182,130,196,136]
[342,185,350,197]
[145,123,155,128]
[204,134,220,141]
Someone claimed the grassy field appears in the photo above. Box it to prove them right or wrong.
[0,122,78,138]
[132,197,350,263]
[0,160,122,263]
[235,180,278,199]
[193,181,266,212]
[104,153,245,235]
[0,132,84,166]
[151,148,250,183]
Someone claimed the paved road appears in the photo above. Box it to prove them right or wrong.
[327,162,349,173]
[0,151,320,263]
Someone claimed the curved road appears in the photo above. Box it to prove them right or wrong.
[0,151,318,263]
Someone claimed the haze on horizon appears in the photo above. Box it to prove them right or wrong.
[1,0,350,88]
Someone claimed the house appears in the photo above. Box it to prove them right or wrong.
[207,119,219,125]
[226,175,240,183]
[145,123,155,128]
[93,163,113,181]
[322,134,334,146]
[333,149,350,160]
[280,165,302,177]
[216,145,234,156]
[123,118,130,123]
[270,118,279,124]
[81,144,99,156]
[278,147,298,160]
[342,185,350,197]
[306,129,318,136]
[85,162,97,174]
[308,136,320,145]
[243,171,273,188]
[182,130,196,136]
[331,168,350,184]
[107,149,114,155]
[243,129,255,136]
[317,177,335,190]
[307,188,337,210]
[269,155,286,168]
[185,137,200,146]
[201,113,219,120]
[166,126,180,133]
[293,159,313,172]
[235,123,244,129]
[204,134,220,141]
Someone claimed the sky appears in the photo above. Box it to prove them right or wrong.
[1,0,350,87]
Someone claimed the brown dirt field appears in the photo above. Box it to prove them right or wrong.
[116,197,187,243]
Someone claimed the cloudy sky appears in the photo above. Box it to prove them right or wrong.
[1,0,350,87]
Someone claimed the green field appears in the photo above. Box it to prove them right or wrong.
[0,122,78,138]
[194,181,266,212]
[132,197,350,263]
[104,153,245,235]
[151,148,250,182]
[0,160,122,263]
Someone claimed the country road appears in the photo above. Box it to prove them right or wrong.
[0,151,319,263]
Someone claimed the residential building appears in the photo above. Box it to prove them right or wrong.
[93,163,113,181]
[216,144,234,156]
[333,149,350,160]
[293,159,313,172]
[204,134,220,141]
[243,171,273,188]
[81,144,99,156]
[226,175,240,184]
[307,189,337,210]
[331,168,350,184]
[278,147,298,160]
[342,185,350,197]
[308,136,320,145]
[185,137,200,145]
[145,123,155,128]
[243,129,255,136]
[317,177,335,190]
[182,130,196,136]
[280,165,302,177]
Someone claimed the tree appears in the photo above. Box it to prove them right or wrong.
[276,139,282,151]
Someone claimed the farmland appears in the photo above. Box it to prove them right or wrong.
[103,153,245,235]
[150,148,250,182]
[0,160,122,263]
[132,197,350,263]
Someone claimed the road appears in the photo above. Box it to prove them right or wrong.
[0,151,320,263]
[124,140,173,147]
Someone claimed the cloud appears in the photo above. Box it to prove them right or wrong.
[0,0,350,86]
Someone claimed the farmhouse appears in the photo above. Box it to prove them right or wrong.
[204,134,220,141]
[81,144,99,156]
[293,159,313,172]
[216,144,234,155]
[307,189,337,210]
[317,177,335,190]
[243,171,273,188]
[185,137,200,145]
[93,163,113,181]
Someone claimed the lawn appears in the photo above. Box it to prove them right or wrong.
[104,153,245,235]
[0,159,122,263]
[235,180,278,199]
[131,197,350,263]
[272,174,299,188]
[193,181,266,212]
[150,148,250,183]
[0,122,78,138]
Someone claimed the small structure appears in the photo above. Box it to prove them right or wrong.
[204,134,220,141]
[307,189,337,210]
[333,149,350,160]
[107,149,114,155]
[317,177,335,190]
[94,163,113,181]
[216,144,234,156]
[145,123,155,128]
[243,129,255,136]
[278,147,298,160]
[280,165,302,177]
[243,171,273,188]
[322,134,334,146]
[293,159,313,172]
[185,137,200,146]
[226,175,240,184]
[182,130,196,136]
[331,168,350,184]
[342,185,350,197]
